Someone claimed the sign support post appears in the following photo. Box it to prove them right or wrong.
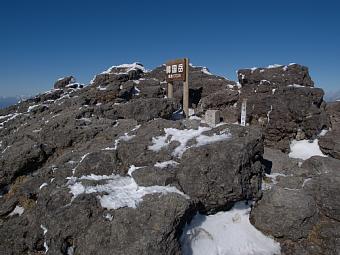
[167,82,173,98]
[183,58,189,117]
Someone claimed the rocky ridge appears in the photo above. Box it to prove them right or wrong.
[0,62,339,255]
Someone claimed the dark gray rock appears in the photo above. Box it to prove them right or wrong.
[238,64,314,88]
[240,83,329,151]
[176,125,264,213]
[319,102,340,159]
[263,147,300,175]
[250,187,318,240]
[251,156,340,255]
[54,76,75,89]
[114,98,180,122]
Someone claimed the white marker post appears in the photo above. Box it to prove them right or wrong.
[241,99,247,126]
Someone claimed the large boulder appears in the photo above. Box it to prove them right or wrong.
[91,63,145,88]
[237,63,314,88]
[235,64,329,151]
[176,124,264,212]
[251,156,340,255]
[319,101,340,159]
[54,76,75,89]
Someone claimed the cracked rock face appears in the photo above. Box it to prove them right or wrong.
[251,154,340,255]
[0,62,337,255]
[319,101,340,160]
[0,64,265,255]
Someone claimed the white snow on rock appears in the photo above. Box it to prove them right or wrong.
[148,126,232,157]
[201,67,212,75]
[262,173,287,190]
[97,86,107,91]
[250,67,258,73]
[127,165,142,176]
[154,160,179,169]
[67,171,188,210]
[289,139,327,160]
[112,125,140,150]
[39,183,48,190]
[287,84,305,88]
[40,225,49,253]
[181,201,281,255]
[268,64,283,69]
[101,63,146,75]
[72,153,90,175]
[9,205,25,216]
[0,113,21,129]
[318,129,328,137]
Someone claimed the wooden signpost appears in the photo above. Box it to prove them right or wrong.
[165,58,189,117]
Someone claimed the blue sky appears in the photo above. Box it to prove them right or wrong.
[1,0,339,97]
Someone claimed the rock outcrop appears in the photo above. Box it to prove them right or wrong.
[53,76,76,89]
[1,61,338,255]
[0,63,265,255]
[319,101,340,159]
[251,152,340,255]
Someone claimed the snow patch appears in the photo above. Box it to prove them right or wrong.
[266,105,273,124]
[154,160,179,169]
[72,153,90,175]
[318,129,328,137]
[201,67,212,75]
[289,139,327,160]
[288,84,305,88]
[39,183,48,190]
[262,173,287,190]
[67,172,188,210]
[268,64,283,69]
[9,205,24,216]
[148,127,232,157]
[101,63,146,75]
[181,201,281,255]
[40,225,48,253]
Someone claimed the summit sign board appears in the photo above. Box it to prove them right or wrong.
[165,58,189,117]
[166,59,187,82]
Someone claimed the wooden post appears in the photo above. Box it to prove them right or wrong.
[167,82,173,98]
[183,58,189,117]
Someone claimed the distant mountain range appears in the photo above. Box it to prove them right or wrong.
[0,96,22,109]
[325,90,340,102]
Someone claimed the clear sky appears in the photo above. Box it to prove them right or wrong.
[1,0,339,97]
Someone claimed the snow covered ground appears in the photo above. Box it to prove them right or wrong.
[288,139,327,160]
[181,201,281,255]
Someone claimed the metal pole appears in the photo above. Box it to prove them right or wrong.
[183,58,189,118]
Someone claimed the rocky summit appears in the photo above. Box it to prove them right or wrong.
[0,62,339,255]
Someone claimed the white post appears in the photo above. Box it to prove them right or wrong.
[241,99,247,126]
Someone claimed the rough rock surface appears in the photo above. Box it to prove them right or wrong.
[0,63,265,255]
[193,63,329,151]
[319,101,340,159]
[237,64,314,88]
[236,64,329,151]
[53,76,76,89]
[251,154,340,255]
[1,61,337,255]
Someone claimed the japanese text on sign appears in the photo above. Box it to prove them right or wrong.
[166,59,187,82]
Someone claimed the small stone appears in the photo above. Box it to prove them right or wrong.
[205,110,221,126]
